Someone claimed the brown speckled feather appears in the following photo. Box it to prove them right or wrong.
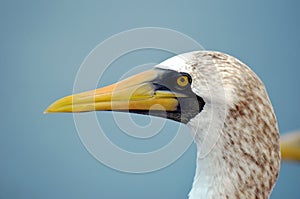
[158,51,281,199]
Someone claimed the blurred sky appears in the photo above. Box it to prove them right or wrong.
[0,0,299,199]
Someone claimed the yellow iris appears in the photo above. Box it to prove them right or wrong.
[177,76,189,87]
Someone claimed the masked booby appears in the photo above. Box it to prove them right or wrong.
[45,51,298,199]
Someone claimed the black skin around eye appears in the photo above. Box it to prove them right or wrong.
[153,69,193,92]
[179,72,192,84]
[135,69,204,124]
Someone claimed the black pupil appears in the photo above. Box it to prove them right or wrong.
[180,77,185,82]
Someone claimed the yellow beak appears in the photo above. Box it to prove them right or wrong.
[44,69,185,113]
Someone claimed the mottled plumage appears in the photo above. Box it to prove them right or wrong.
[158,51,280,199]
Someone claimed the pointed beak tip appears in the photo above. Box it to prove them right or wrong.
[44,95,74,113]
[43,101,63,114]
[43,106,54,114]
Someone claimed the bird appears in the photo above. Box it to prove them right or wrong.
[45,51,299,198]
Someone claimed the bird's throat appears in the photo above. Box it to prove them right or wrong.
[187,104,231,199]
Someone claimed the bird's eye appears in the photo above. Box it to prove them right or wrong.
[176,75,189,87]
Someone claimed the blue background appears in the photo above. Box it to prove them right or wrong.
[1,0,299,198]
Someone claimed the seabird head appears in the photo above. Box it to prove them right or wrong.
[45,51,281,199]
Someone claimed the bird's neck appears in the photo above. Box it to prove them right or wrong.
[187,103,231,199]
[189,143,226,199]
[187,100,280,199]
[188,138,244,199]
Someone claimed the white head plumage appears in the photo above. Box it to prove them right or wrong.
[157,51,280,199]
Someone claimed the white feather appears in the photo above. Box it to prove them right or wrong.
[156,51,280,199]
